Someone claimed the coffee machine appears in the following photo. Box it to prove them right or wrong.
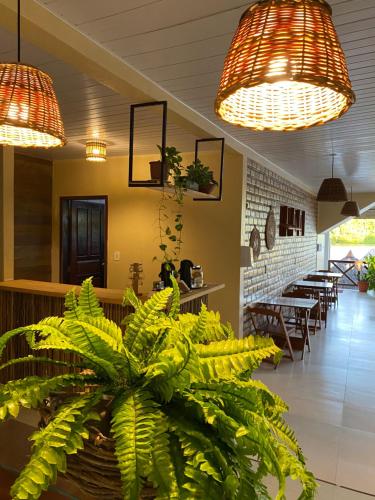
[179,260,193,288]
[179,260,204,289]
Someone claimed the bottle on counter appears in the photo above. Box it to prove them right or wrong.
[191,265,204,289]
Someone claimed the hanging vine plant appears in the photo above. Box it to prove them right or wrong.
[154,146,186,270]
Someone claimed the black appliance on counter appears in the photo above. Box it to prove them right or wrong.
[159,262,176,288]
[179,259,193,289]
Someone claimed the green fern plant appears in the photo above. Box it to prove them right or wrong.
[0,277,316,499]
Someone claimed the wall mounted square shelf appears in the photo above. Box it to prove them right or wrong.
[279,205,305,237]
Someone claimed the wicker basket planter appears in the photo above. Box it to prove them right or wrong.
[40,395,156,499]
[149,160,168,183]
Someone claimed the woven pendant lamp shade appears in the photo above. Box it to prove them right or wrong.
[317,178,348,202]
[341,200,360,217]
[0,63,65,148]
[86,140,107,162]
[341,187,360,216]
[215,0,355,131]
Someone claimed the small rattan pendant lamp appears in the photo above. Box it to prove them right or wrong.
[86,140,107,162]
[215,0,355,131]
[0,0,65,148]
[317,154,348,202]
[341,187,360,217]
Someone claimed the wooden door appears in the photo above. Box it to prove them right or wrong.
[61,198,107,287]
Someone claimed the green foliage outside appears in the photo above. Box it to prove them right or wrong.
[0,278,316,499]
[366,255,375,290]
[330,219,375,245]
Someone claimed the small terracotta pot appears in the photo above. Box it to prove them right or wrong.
[358,280,369,293]
[150,160,169,182]
[199,182,216,194]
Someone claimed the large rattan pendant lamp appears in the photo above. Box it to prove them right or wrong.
[341,187,360,217]
[215,0,355,131]
[0,0,65,148]
[317,154,348,202]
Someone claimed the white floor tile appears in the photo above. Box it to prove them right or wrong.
[334,487,375,499]
[264,477,338,499]
[285,416,340,484]
[337,428,375,495]
[256,290,375,496]
[344,388,375,412]
[342,404,375,434]
[287,397,343,427]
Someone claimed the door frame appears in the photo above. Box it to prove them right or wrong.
[59,195,108,287]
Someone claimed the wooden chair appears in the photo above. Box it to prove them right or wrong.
[283,289,322,334]
[317,269,339,306]
[247,306,299,364]
[303,276,333,323]
[306,275,336,307]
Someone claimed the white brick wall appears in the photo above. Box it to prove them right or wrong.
[243,159,317,333]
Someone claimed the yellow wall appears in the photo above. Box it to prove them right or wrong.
[52,150,244,332]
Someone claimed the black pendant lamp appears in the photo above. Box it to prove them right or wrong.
[317,154,348,202]
[341,187,360,217]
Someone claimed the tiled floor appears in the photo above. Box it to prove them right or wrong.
[256,289,375,499]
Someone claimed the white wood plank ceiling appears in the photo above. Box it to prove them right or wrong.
[20,1,375,190]
[0,21,199,160]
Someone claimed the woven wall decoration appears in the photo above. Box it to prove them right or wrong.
[265,207,276,250]
[215,0,355,131]
[250,226,261,261]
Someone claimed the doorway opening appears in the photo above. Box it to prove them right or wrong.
[60,196,107,287]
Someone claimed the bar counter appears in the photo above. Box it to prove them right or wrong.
[0,279,224,381]
[0,279,224,305]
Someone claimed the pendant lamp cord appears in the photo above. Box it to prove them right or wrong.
[17,0,21,62]
[330,138,335,178]
[331,153,335,178]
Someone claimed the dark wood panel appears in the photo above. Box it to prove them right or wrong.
[14,154,52,281]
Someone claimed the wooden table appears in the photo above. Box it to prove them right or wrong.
[293,280,333,327]
[308,272,341,279]
[0,280,224,382]
[307,272,341,306]
[259,296,318,360]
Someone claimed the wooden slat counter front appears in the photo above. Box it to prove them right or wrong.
[0,280,224,382]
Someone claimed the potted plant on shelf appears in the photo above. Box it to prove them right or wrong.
[0,278,316,499]
[149,146,168,183]
[149,158,169,183]
[355,260,369,292]
[186,159,218,194]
